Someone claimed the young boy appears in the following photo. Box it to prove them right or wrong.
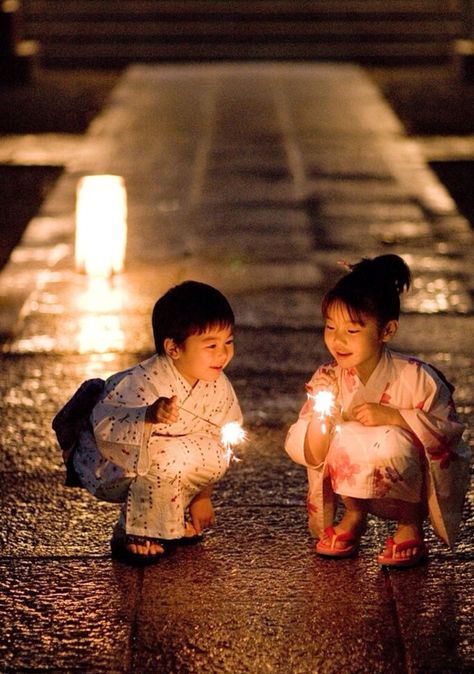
[54,281,242,562]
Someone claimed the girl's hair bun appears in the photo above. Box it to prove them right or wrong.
[351,255,411,295]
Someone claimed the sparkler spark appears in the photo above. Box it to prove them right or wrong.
[177,405,246,463]
[308,389,336,434]
[220,421,246,463]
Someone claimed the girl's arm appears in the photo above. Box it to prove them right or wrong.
[304,414,333,465]
[285,365,338,467]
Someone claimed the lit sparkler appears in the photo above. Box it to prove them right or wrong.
[308,389,336,434]
[220,421,247,464]
[179,404,246,463]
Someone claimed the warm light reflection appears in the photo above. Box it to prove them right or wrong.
[77,276,127,314]
[77,314,125,354]
[75,175,127,277]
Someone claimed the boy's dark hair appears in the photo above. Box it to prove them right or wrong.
[152,281,235,355]
[322,254,411,326]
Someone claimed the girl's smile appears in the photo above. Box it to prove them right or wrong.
[324,302,397,384]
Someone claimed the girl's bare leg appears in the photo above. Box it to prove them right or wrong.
[369,498,425,560]
[321,495,368,550]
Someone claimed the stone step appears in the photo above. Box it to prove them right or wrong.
[22,0,462,67]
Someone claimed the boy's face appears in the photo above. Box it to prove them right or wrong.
[165,324,234,386]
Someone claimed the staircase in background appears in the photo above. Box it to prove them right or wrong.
[21,0,462,68]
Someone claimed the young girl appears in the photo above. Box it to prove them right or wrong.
[285,255,470,567]
[53,281,242,562]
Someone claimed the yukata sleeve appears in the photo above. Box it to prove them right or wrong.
[398,363,466,459]
[207,378,243,438]
[91,368,155,474]
[222,381,243,426]
[398,362,470,547]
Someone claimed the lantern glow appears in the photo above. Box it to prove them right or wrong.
[75,175,127,277]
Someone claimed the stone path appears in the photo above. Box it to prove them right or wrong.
[0,63,472,673]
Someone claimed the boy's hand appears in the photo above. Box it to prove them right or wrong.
[146,395,179,424]
[189,492,215,535]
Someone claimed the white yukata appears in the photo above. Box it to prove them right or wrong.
[285,348,470,547]
[74,354,242,540]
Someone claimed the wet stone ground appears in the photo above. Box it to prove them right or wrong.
[0,63,472,673]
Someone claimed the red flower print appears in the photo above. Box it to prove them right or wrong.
[373,466,403,497]
[429,445,458,469]
[329,448,360,489]
[379,382,391,405]
[343,368,357,393]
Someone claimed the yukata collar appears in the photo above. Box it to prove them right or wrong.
[162,354,206,400]
[356,346,391,388]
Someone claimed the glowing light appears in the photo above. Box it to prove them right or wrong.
[309,389,336,434]
[75,175,127,277]
[220,421,246,463]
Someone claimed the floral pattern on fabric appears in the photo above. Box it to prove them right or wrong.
[328,448,360,490]
[285,347,470,546]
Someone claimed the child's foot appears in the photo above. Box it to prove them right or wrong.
[110,525,166,564]
[378,524,426,567]
[316,512,367,557]
[125,535,165,558]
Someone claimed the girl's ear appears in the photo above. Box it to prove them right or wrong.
[381,320,398,343]
[164,337,180,359]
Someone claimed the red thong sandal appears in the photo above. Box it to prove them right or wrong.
[315,526,360,558]
[377,537,427,568]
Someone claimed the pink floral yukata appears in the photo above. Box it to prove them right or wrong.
[285,348,470,547]
[74,354,242,540]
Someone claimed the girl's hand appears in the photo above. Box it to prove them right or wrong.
[352,403,403,427]
[146,395,179,424]
[189,492,215,535]
[305,369,338,397]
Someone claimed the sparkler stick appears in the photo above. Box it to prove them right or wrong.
[179,405,246,463]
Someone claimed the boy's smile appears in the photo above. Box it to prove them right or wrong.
[165,325,234,386]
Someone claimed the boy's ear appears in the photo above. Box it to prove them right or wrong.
[164,338,180,359]
[381,320,398,342]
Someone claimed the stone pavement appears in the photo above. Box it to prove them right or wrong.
[0,63,472,673]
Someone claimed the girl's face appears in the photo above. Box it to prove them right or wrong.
[165,324,234,386]
[323,301,397,384]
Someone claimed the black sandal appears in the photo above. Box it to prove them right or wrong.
[111,532,167,565]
